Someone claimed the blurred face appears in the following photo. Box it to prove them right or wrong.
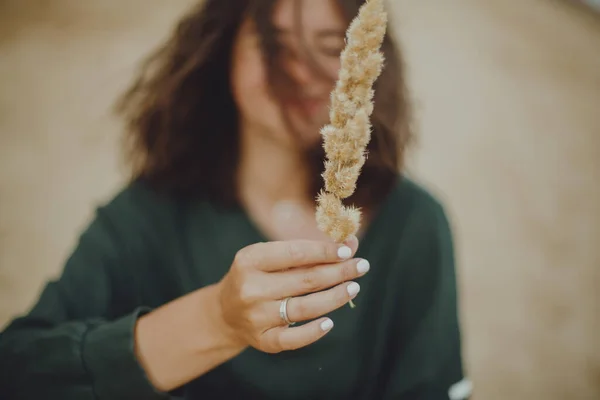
[230,0,347,148]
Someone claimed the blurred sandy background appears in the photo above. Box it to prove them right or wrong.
[1,0,599,398]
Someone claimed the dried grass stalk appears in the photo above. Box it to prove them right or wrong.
[316,0,387,244]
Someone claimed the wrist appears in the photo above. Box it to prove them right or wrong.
[205,282,247,352]
[133,284,246,392]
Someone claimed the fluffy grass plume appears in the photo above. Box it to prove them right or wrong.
[316,0,387,244]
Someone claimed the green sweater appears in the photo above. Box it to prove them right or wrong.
[0,177,466,400]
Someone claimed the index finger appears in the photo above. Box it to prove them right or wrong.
[239,237,359,272]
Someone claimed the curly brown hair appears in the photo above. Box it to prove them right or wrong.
[115,0,413,210]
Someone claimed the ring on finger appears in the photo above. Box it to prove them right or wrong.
[279,297,295,326]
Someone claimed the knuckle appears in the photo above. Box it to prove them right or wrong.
[269,335,284,353]
[234,248,255,270]
[303,328,321,348]
[335,286,350,305]
[301,270,320,291]
[312,324,324,340]
[293,298,310,320]
[286,242,306,263]
[340,262,356,282]
[256,335,272,353]
[288,340,302,351]
[323,243,335,260]
[247,309,263,328]
[238,281,260,304]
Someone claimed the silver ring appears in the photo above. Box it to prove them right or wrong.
[279,297,295,326]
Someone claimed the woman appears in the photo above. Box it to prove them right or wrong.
[0,0,468,399]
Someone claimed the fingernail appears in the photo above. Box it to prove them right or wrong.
[356,259,370,274]
[320,318,334,332]
[337,246,352,259]
[347,282,360,297]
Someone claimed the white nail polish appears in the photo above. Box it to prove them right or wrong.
[320,319,334,331]
[347,282,360,296]
[337,246,352,259]
[356,259,370,274]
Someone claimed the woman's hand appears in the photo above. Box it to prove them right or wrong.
[134,237,367,392]
[216,236,369,353]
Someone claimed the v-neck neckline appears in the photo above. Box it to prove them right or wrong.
[231,178,403,254]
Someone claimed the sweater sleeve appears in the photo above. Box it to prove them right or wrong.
[382,197,471,400]
[0,201,170,399]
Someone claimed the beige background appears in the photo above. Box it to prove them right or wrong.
[1,0,599,398]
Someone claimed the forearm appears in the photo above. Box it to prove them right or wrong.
[134,283,247,393]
